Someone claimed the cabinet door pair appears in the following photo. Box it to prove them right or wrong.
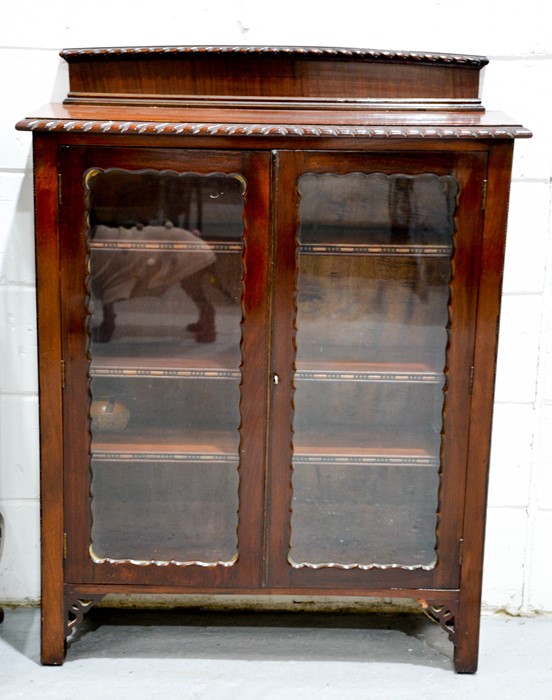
[59,146,486,592]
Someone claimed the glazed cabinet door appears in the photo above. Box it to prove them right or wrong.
[60,146,270,588]
[266,150,487,590]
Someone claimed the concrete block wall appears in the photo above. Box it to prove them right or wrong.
[0,0,550,612]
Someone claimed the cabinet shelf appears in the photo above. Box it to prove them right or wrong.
[90,239,242,254]
[294,452,439,468]
[92,427,438,468]
[91,353,443,383]
[90,355,241,379]
[90,341,241,377]
[296,360,442,384]
[294,430,439,468]
[299,243,452,257]
[92,428,239,463]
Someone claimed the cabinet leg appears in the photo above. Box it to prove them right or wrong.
[41,597,66,665]
[41,592,104,664]
[453,642,479,674]
[452,604,481,674]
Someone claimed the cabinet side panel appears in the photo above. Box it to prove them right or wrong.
[455,142,514,674]
[33,136,66,665]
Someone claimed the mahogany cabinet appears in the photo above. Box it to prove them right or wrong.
[17,46,530,671]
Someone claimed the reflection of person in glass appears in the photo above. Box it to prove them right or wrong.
[90,222,217,343]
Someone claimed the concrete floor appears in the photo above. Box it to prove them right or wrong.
[0,607,550,699]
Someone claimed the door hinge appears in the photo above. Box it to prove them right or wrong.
[481,179,488,211]
[61,359,66,389]
[58,173,63,205]
[63,532,68,560]
[469,365,475,395]
[458,538,464,566]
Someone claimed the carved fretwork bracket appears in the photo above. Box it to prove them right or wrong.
[418,598,458,643]
[65,593,105,638]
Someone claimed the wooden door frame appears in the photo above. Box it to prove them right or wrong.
[265,148,488,591]
[58,145,272,589]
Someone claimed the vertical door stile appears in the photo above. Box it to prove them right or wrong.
[432,152,488,588]
[237,150,273,587]
[60,146,95,581]
[260,149,280,586]
[263,150,303,587]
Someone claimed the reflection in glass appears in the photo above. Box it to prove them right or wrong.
[85,169,245,564]
[290,172,458,569]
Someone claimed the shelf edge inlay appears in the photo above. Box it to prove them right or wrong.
[299,243,452,257]
[89,239,242,253]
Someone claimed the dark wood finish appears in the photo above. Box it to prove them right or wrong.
[59,147,271,589]
[60,46,485,108]
[266,150,486,594]
[33,138,66,666]
[18,108,529,139]
[454,142,516,674]
[19,46,529,671]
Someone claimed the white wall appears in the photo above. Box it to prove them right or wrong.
[0,0,550,612]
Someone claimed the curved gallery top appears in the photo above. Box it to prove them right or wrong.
[16,45,531,140]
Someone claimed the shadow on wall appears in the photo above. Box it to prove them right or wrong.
[0,168,40,605]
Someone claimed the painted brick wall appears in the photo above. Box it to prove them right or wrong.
[0,0,550,612]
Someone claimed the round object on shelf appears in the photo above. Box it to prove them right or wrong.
[90,400,130,432]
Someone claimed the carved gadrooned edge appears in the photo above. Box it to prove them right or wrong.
[17,120,532,139]
[419,598,458,642]
[65,593,105,638]
[59,46,489,68]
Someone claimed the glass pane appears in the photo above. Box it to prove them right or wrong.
[290,172,458,569]
[91,461,239,562]
[85,169,245,564]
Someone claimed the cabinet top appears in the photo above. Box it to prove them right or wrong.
[16,45,531,139]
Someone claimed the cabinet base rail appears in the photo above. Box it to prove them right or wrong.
[52,584,478,672]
